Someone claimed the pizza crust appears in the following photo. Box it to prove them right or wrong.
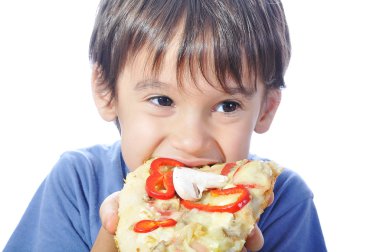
[115,158,282,252]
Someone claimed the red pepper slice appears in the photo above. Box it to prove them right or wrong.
[133,219,177,233]
[221,162,236,176]
[150,158,185,174]
[146,158,185,200]
[146,170,175,199]
[181,186,250,213]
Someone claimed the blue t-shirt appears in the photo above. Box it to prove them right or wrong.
[4,141,327,251]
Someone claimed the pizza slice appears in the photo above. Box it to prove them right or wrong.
[115,158,282,252]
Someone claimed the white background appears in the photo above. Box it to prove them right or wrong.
[1,0,379,250]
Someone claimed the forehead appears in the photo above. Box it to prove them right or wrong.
[123,40,251,97]
[121,27,258,96]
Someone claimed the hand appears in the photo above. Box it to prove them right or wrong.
[91,191,120,252]
[242,224,265,252]
[99,191,120,234]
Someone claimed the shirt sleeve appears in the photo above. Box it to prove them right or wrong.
[5,142,126,252]
[257,169,327,251]
[5,152,100,252]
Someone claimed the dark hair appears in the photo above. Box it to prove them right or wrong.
[89,0,291,101]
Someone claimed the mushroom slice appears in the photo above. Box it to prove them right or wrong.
[173,167,228,201]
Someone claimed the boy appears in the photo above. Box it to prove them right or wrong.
[5,0,326,251]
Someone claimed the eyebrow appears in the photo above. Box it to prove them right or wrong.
[134,80,170,91]
[225,87,253,96]
[217,86,257,100]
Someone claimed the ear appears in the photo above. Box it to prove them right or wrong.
[254,88,281,134]
[91,64,117,122]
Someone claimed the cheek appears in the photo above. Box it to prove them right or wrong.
[222,128,253,162]
[219,117,256,162]
[119,118,164,170]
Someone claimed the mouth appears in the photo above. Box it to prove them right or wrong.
[156,157,221,168]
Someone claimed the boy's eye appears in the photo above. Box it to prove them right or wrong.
[214,101,241,113]
[149,96,174,107]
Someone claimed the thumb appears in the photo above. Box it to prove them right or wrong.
[99,191,120,235]
[245,224,264,251]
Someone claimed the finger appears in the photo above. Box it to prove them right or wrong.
[91,226,118,252]
[245,224,264,252]
[99,191,120,235]
[267,192,274,206]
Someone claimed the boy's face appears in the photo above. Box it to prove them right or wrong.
[93,45,281,171]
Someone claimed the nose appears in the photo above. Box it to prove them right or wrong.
[170,114,213,157]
